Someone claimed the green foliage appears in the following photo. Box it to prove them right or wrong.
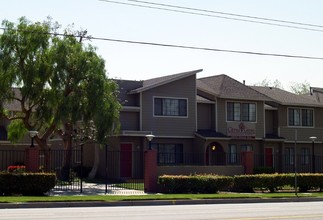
[7,120,27,143]
[158,174,233,194]
[233,173,323,193]
[0,17,121,147]
[290,81,310,95]
[0,172,56,195]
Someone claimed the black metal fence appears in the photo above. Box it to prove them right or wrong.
[0,148,145,194]
[157,152,323,173]
[0,150,26,172]
[254,154,323,173]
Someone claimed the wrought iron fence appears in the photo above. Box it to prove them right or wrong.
[103,150,144,194]
[157,152,241,166]
[254,154,323,173]
[0,150,26,172]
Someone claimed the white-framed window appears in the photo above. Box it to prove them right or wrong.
[154,97,187,117]
[288,108,313,127]
[227,102,256,122]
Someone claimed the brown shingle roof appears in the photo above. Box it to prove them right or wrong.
[252,86,322,107]
[129,69,203,93]
[198,74,271,101]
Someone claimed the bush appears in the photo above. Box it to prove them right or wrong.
[232,175,257,192]
[0,172,56,196]
[158,174,233,194]
[233,173,323,193]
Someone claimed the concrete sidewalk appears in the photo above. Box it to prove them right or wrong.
[47,182,147,196]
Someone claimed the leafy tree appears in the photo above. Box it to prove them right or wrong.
[254,78,310,95]
[0,17,121,171]
[289,81,310,95]
[253,78,284,89]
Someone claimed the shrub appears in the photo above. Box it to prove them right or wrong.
[232,175,257,192]
[0,172,56,196]
[158,174,233,194]
[7,165,26,173]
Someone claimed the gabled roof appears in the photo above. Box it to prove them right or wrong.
[128,69,203,94]
[252,86,322,107]
[311,87,323,103]
[197,74,271,101]
[113,79,143,103]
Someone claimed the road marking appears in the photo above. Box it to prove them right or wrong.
[229,214,323,220]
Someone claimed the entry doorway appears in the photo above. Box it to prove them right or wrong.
[264,147,273,167]
[120,143,132,178]
[206,142,225,165]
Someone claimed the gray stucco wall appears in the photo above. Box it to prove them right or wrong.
[141,75,197,137]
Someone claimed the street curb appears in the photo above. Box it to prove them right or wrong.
[1,197,323,209]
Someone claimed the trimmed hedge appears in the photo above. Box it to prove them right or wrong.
[158,174,233,193]
[0,172,56,196]
[233,173,323,192]
[158,173,323,193]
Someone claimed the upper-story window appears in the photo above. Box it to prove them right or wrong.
[288,108,313,127]
[154,97,187,117]
[227,102,256,122]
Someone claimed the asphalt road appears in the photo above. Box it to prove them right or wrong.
[1,201,322,220]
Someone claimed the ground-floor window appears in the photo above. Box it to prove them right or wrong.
[285,147,295,165]
[301,147,310,165]
[228,144,238,164]
[241,144,253,152]
[153,143,183,165]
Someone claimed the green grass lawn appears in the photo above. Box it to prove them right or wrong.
[0,192,323,203]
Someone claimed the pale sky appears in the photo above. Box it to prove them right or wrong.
[1,0,323,89]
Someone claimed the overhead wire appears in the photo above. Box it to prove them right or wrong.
[1,26,323,60]
[98,0,323,33]
[126,0,323,29]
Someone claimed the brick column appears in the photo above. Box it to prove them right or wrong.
[144,149,158,193]
[25,147,40,172]
[241,151,254,174]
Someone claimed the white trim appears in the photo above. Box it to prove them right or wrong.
[287,107,314,128]
[225,100,258,123]
[153,96,188,118]
[121,106,140,112]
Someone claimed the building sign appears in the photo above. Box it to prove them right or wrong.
[227,122,256,138]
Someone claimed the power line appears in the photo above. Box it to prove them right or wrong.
[1,26,323,60]
[127,0,323,29]
[98,0,323,33]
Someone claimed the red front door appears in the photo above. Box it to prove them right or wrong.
[120,144,132,178]
[265,148,273,167]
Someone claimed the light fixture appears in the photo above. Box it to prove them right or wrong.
[28,130,38,148]
[145,134,155,150]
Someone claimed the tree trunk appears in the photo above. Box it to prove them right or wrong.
[88,143,100,179]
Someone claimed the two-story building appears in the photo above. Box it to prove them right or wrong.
[1,69,323,179]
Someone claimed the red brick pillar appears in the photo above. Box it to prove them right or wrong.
[25,147,40,172]
[144,149,158,193]
[241,151,254,174]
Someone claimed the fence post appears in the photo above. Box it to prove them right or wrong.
[25,147,40,172]
[144,149,158,193]
[241,151,254,174]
